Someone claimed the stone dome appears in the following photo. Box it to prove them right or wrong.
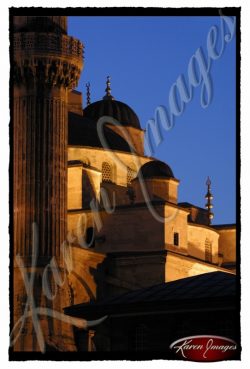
[68,112,132,152]
[84,99,141,129]
[138,160,174,179]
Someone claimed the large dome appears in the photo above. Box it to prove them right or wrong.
[83,76,141,129]
[84,99,141,129]
[138,160,174,179]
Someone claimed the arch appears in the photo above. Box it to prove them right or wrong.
[102,161,112,183]
[86,227,95,248]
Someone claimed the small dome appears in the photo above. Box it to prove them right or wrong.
[138,160,174,179]
[84,99,141,129]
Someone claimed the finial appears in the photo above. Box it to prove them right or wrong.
[86,82,91,106]
[103,75,114,100]
[206,176,211,186]
[205,176,214,225]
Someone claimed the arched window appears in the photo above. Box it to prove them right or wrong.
[86,227,95,248]
[102,162,112,183]
[205,238,212,262]
[127,165,137,186]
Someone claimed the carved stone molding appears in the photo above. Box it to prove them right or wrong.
[14,32,83,60]
[13,58,82,89]
[13,32,83,89]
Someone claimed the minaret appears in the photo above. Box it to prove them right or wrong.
[12,16,83,351]
[86,82,91,105]
[205,176,214,225]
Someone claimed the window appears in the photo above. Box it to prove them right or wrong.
[205,238,212,262]
[86,227,95,248]
[127,166,137,186]
[102,162,112,183]
[174,232,179,246]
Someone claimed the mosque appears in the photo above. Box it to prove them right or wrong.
[12,15,237,354]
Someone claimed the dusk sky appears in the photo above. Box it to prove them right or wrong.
[68,15,236,225]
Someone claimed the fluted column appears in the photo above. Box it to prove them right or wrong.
[14,87,68,259]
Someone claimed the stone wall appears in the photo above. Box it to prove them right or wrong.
[68,146,151,187]
[165,252,234,282]
[217,227,236,263]
[164,205,189,253]
[187,223,219,264]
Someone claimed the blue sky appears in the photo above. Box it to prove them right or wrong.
[68,16,236,225]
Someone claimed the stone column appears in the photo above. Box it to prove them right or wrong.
[13,85,69,258]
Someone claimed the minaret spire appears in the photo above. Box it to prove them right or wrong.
[205,176,214,225]
[103,75,114,100]
[86,82,91,105]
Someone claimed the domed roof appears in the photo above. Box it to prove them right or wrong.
[68,112,132,152]
[83,76,141,129]
[138,160,174,179]
[84,99,141,129]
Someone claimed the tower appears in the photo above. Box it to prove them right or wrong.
[12,16,83,351]
[205,176,214,225]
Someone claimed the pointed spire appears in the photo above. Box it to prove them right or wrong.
[205,176,214,225]
[103,76,114,100]
[86,82,91,106]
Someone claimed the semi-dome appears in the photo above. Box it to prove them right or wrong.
[138,160,174,179]
[83,76,141,129]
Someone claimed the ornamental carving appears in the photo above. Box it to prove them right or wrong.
[13,57,82,89]
[13,32,83,89]
[14,33,83,61]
